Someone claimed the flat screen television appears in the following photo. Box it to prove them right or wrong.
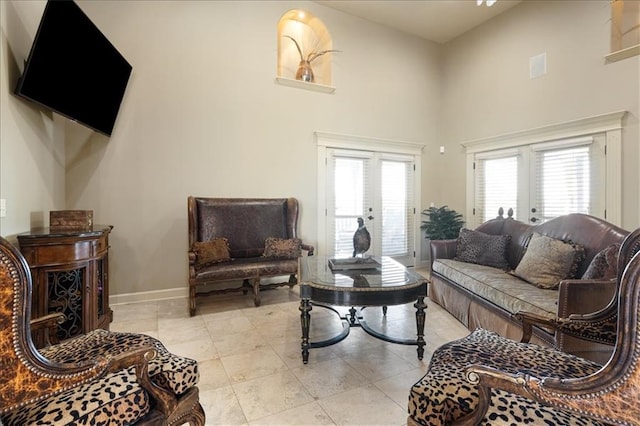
[15,0,132,137]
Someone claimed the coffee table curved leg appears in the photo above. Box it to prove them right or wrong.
[300,298,312,364]
[414,296,426,360]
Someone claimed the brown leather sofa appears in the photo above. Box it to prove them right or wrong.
[429,212,628,363]
[187,197,314,315]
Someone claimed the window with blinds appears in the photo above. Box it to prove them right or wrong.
[475,154,519,223]
[380,159,414,258]
[472,136,605,227]
[330,154,371,257]
[534,145,591,221]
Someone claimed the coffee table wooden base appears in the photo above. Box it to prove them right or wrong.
[300,297,426,364]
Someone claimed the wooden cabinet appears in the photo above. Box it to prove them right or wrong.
[17,225,113,345]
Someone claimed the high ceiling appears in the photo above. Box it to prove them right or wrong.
[315,1,522,44]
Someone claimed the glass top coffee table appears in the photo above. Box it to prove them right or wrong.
[299,255,427,364]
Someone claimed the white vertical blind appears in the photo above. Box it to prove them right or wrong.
[329,151,372,257]
[532,144,593,222]
[380,159,414,258]
[475,154,519,223]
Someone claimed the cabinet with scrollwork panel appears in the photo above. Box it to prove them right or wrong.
[17,225,113,347]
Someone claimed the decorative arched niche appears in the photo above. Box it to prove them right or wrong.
[276,9,336,93]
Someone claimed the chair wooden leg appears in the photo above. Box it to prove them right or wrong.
[253,276,261,307]
[189,285,197,317]
[167,387,205,426]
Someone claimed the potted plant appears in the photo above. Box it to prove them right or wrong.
[420,205,465,240]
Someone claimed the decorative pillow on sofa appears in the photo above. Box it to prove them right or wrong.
[454,228,511,270]
[511,233,585,289]
[582,243,620,280]
[263,237,302,259]
[192,237,231,268]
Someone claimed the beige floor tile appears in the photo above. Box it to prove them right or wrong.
[318,384,406,426]
[269,338,339,370]
[200,385,247,426]
[291,358,369,399]
[158,320,209,345]
[108,288,472,426]
[109,318,158,335]
[232,370,314,421]
[373,367,426,406]
[162,335,218,362]
[213,329,269,358]
[204,315,255,339]
[248,401,334,425]
[221,347,288,383]
[197,358,231,391]
[341,342,417,382]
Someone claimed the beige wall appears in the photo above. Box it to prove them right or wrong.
[0,0,66,239]
[1,0,638,299]
[437,0,639,228]
[1,1,441,296]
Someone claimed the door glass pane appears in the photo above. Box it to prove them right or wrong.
[332,156,370,257]
[534,146,590,221]
[381,160,413,258]
[476,156,518,224]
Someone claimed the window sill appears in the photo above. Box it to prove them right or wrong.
[275,77,335,94]
[605,44,640,63]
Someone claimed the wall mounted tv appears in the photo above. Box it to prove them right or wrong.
[15,0,132,137]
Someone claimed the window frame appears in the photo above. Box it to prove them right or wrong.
[462,111,625,228]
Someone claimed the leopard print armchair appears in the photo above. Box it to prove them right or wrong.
[0,236,205,425]
[409,227,640,425]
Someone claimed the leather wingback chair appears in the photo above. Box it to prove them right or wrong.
[408,227,640,425]
[0,236,205,425]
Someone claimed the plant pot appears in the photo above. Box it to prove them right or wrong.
[296,60,314,82]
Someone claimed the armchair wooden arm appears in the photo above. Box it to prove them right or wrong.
[30,312,65,346]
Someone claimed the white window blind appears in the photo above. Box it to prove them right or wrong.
[380,159,414,258]
[475,154,519,223]
[533,144,593,221]
[330,153,372,257]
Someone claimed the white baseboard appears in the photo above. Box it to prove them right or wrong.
[110,287,187,306]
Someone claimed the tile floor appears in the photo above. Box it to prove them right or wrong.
[110,274,469,426]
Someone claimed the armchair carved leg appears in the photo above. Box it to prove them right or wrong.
[253,275,261,307]
[288,273,297,289]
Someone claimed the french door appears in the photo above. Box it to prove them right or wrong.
[325,148,416,266]
[472,135,606,227]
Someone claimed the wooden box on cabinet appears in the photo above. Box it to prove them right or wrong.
[17,225,113,346]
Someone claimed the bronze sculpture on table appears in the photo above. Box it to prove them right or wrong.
[353,217,371,259]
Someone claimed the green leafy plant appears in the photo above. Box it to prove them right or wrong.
[420,206,465,240]
[283,35,340,63]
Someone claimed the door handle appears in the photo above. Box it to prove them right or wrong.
[367,216,374,220]
[530,217,538,223]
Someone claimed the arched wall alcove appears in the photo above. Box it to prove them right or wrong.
[276,9,335,92]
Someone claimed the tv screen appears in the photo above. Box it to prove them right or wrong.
[15,0,132,137]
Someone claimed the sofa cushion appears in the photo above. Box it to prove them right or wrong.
[582,243,620,280]
[454,228,510,270]
[192,238,231,268]
[263,237,301,259]
[512,233,584,289]
[433,259,558,319]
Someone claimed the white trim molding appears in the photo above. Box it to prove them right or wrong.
[461,111,627,226]
[110,287,187,305]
